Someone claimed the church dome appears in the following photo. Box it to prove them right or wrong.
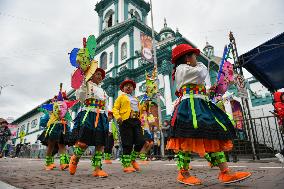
[159,18,175,41]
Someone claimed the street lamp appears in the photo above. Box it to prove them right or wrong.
[0,84,14,95]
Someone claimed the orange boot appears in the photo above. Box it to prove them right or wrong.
[60,164,69,170]
[218,168,251,184]
[93,169,109,178]
[139,153,149,165]
[60,153,70,171]
[208,162,213,168]
[131,161,140,171]
[122,155,136,173]
[91,151,108,177]
[177,169,202,185]
[45,164,55,171]
[104,160,112,164]
[45,156,55,171]
[123,167,136,173]
[50,163,56,169]
[69,155,79,175]
[104,153,112,164]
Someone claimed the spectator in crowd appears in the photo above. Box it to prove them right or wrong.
[162,120,175,159]
[113,139,121,160]
[2,139,12,158]
[162,120,170,146]
[14,142,24,158]
[0,118,11,158]
[152,126,161,160]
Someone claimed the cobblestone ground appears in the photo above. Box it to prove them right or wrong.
[0,158,284,189]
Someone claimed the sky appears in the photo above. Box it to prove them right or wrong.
[0,0,283,120]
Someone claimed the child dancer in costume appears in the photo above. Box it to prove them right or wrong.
[113,79,145,173]
[69,68,109,177]
[273,91,284,163]
[38,84,75,171]
[167,44,251,185]
[104,111,119,164]
[139,100,154,163]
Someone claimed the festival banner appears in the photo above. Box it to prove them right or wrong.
[140,32,153,63]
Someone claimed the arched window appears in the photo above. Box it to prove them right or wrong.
[107,14,113,27]
[109,52,113,64]
[134,11,141,21]
[129,9,141,21]
[104,9,114,29]
[121,42,127,60]
[100,52,107,70]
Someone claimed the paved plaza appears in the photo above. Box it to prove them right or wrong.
[1,158,284,189]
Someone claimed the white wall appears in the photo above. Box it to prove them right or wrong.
[13,109,77,145]
[249,104,274,118]
[15,130,43,145]
[104,71,113,78]
[158,74,164,89]
[95,45,115,73]
[224,88,273,119]
[14,111,44,145]
[16,112,43,137]
[248,81,274,118]
[144,14,148,25]
[250,82,271,97]
[135,81,145,97]
[119,0,124,23]
[118,35,130,65]
[133,27,142,69]
[134,58,139,69]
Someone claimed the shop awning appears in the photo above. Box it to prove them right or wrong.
[239,32,284,92]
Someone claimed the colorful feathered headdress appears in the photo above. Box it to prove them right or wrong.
[69,35,102,90]
[39,83,78,125]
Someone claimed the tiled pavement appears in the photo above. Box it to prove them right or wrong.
[0,158,284,189]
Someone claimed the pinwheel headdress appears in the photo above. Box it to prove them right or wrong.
[69,35,100,89]
[39,83,78,120]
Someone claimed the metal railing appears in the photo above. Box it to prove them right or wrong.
[231,115,284,160]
